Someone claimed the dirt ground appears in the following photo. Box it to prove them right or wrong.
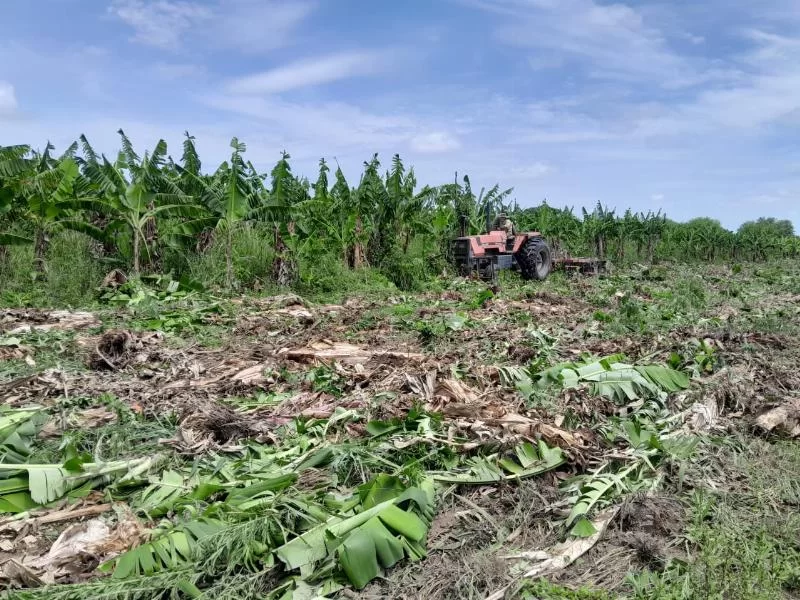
[1,262,799,599]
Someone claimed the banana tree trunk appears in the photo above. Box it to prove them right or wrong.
[273,225,296,287]
[144,202,158,269]
[133,230,141,275]
[226,226,233,288]
[353,215,364,268]
[34,227,47,273]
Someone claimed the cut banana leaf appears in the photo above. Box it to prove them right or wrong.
[338,517,405,589]
[434,441,564,484]
[104,518,225,578]
[0,457,153,512]
[275,477,435,590]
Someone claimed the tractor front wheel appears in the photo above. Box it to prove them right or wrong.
[517,238,552,281]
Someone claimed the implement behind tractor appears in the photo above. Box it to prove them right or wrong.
[451,225,552,282]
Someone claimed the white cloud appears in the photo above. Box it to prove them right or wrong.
[749,188,794,206]
[226,52,384,95]
[631,30,800,137]
[108,0,212,49]
[0,81,17,114]
[410,132,461,153]
[482,0,691,85]
[213,0,316,54]
[109,0,315,53]
[511,162,554,178]
[203,93,419,154]
[681,32,705,45]
[651,193,664,201]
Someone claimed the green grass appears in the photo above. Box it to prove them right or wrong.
[627,439,800,600]
[517,580,615,600]
[0,231,106,307]
[0,329,88,381]
[31,394,178,463]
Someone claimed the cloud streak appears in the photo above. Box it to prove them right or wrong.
[108,0,212,49]
[225,52,384,95]
[109,0,316,53]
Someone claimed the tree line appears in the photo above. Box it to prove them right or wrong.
[1,132,797,292]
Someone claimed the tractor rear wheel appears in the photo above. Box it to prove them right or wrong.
[517,238,552,281]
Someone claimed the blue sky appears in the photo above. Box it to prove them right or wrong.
[1,0,799,229]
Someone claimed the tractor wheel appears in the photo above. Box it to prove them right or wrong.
[517,238,552,281]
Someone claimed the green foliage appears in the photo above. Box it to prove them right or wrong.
[275,475,435,590]
[0,230,106,306]
[4,135,800,300]
[177,224,276,290]
[431,441,564,484]
[518,579,614,599]
[104,518,224,578]
[0,455,156,513]
[536,356,690,403]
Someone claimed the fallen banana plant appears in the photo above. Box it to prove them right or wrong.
[563,464,638,536]
[431,441,564,484]
[100,517,225,578]
[563,413,697,536]
[275,475,435,590]
[0,407,48,463]
[0,457,156,514]
[536,355,690,403]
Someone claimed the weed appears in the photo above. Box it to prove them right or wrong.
[517,580,615,599]
[305,365,345,397]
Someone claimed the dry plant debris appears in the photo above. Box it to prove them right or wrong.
[2,264,800,600]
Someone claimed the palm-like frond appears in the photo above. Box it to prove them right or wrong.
[0,144,32,178]
[78,134,99,165]
[117,129,141,168]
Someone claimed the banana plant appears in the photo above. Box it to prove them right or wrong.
[176,137,258,287]
[582,202,617,259]
[247,151,308,286]
[0,145,33,258]
[78,131,198,274]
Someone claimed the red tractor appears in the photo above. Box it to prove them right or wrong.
[451,225,552,282]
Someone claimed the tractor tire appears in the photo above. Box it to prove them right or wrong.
[517,238,552,281]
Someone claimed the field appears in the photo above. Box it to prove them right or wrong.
[2,136,800,599]
[2,260,799,600]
